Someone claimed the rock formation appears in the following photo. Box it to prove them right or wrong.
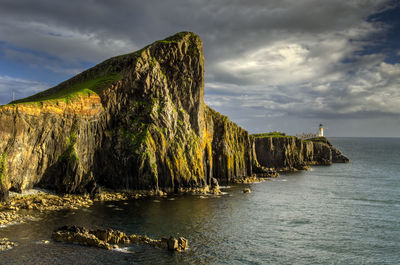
[0,32,268,201]
[52,226,188,251]
[254,136,349,171]
[0,238,18,251]
[0,32,348,202]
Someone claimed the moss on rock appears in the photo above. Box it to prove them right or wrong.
[0,153,9,201]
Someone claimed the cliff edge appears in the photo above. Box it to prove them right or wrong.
[0,32,348,202]
[254,135,349,171]
[0,32,265,201]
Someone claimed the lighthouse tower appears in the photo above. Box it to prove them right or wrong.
[318,124,324,137]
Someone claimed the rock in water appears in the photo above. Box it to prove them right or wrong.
[243,188,251,194]
[0,238,18,251]
[52,226,113,250]
[167,237,179,251]
[0,32,263,200]
[178,237,189,250]
[210,177,221,194]
[52,226,188,251]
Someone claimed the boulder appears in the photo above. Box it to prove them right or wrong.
[167,237,178,251]
[52,226,188,252]
[52,226,113,250]
[178,237,189,250]
[243,188,251,193]
[0,238,18,251]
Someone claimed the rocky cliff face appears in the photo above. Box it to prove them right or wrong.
[0,32,263,201]
[254,136,349,171]
[0,32,349,202]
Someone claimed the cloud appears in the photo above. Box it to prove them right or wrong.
[2,48,83,75]
[0,0,398,136]
[206,59,400,121]
[0,20,136,63]
[0,76,48,104]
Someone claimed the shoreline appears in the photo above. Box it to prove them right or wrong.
[0,176,273,228]
[0,162,333,230]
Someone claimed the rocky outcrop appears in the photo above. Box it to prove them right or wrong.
[308,137,349,163]
[205,107,261,184]
[0,32,348,202]
[255,136,307,171]
[0,238,18,251]
[0,32,269,201]
[51,226,188,251]
[255,136,349,171]
[243,188,251,194]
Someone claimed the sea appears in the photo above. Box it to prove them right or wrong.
[0,137,399,264]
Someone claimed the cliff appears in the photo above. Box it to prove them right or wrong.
[0,32,265,201]
[0,32,349,202]
[254,135,349,171]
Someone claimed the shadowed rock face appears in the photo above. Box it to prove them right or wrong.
[254,136,349,171]
[0,32,262,200]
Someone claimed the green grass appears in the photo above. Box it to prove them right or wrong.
[7,31,196,106]
[59,132,79,163]
[10,73,122,104]
[0,153,7,187]
[251,132,290,138]
[158,32,195,43]
[304,137,328,143]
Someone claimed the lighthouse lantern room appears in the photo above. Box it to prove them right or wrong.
[318,124,324,137]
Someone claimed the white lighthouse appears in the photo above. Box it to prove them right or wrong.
[318,124,324,137]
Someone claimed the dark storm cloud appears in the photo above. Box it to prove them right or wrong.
[0,0,398,136]
[0,0,389,60]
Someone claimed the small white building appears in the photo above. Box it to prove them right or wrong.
[318,124,324,137]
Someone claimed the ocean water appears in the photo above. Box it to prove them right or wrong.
[1,137,399,264]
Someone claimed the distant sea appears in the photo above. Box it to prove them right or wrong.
[1,137,399,264]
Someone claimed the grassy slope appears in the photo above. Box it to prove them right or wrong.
[304,137,331,146]
[10,73,122,104]
[6,31,200,106]
[251,132,291,138]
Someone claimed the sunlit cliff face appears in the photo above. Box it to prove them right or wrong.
[0,0,399,136]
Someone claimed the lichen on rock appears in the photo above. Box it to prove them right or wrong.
[0,153,9,201]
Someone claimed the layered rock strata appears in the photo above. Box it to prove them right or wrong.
[0,32,269,201]
[254,136,349,171]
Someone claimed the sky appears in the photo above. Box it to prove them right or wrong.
[0,0,399,137]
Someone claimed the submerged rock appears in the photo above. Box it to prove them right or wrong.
[165,236,189,251]
[178,237,189,250]
[90,228,130,244]
[52,226,113,250]
[0,238,19,251]
[0,209,35,226]
[167,237,178,251]
[209,177,221,194]
[243,188,251,194]
[51,226,188,252]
